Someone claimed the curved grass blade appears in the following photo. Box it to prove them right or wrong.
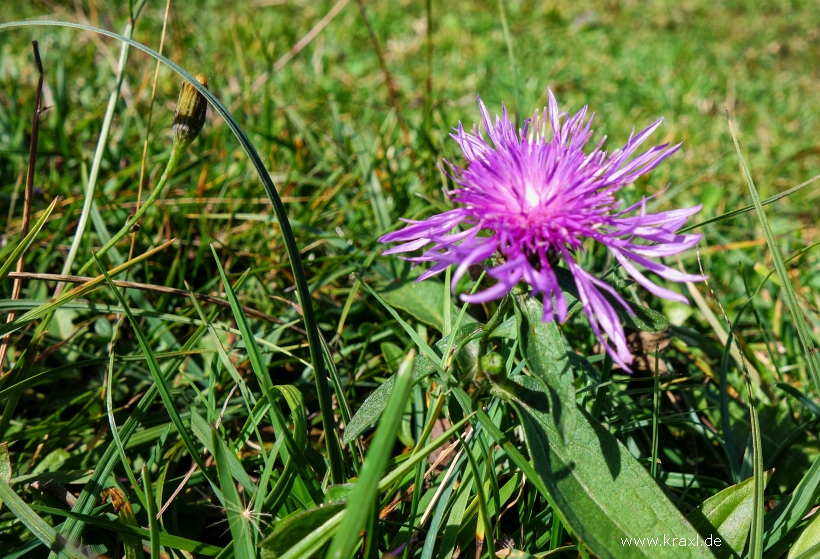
[0,18,342,484]
[30,505,223,555]
[210,245,345,482]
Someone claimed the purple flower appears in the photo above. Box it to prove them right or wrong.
[380,91,705,369]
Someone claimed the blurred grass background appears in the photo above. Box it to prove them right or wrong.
[1,0,820,555]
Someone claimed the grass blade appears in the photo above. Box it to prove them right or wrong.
[0,240,173,340]
[54,318,210,549]
[726,113,820,394]
[457,432,496,559]
[142,464,161,559]
[212,428,256,559]
[326,350,416,559]
[0,19,343,485]
[31,505,223,555]
[0,479,89,559]
[0,197,58,284]
[210,245,345,483]
[95,253,219,491]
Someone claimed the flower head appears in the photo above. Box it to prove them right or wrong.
[380,90,705,369]
[173,73,209,148]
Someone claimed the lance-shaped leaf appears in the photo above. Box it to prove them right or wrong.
[496,375,713,559]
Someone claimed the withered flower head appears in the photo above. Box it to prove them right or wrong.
[173,73,208,147]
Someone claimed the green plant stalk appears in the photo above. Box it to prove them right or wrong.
[57,0,146,290]
[76,141,186,276]
[651,345,660,479]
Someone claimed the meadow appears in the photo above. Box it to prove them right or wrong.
[0,0,819,557]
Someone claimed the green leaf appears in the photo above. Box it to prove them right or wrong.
[380,278,476,333]
[687,471,772,558]
[326,350,416,559]
[496,375,713,559]
[260,503,346,559]
[787,511,820,559]
[342,323,483,444]
[554,267,669,332]
[514,294,577,443]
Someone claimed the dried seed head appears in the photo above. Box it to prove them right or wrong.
[173,73,208,147]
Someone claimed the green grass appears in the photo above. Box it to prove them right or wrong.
[0,0,819,557]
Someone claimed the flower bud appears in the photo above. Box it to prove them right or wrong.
[481,351,504,378]
[173,73,208,147]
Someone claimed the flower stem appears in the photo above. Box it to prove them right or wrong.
[76,141,186,276]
